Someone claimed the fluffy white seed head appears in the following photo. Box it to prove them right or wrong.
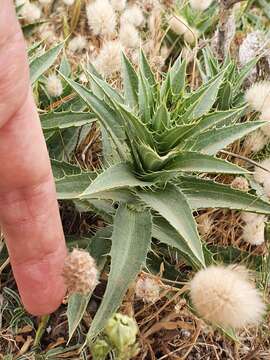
[46,74,63,98]
[231,177,249,192]
[63,0,75,5]
[241,212,265,245]
[16,0,28,6]
[62,248,99,295]
[38,0,53,5]
[86,0,116,37]
[190,265,265,328]
[189,0,214,11]
[119,23,140,48]
[254,158,270,184]
[197,214,213,237]
[239,32,270,83]
[121,5,144,28]
[111,0,126,12]
[260,109,270,138]
[135,275,160,303]
[93,41,122,77]
[245,81,270,112]
[68,35,87,53]
[184,28,198,45]
[39,24,57,45]
[79,72,88,84]
[168,15,189,36]
[243,130,267,153]
[263,177,270,197]
[20,2,41,22]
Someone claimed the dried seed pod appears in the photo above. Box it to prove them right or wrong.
[62,248,99,295]
[135,275,160,303]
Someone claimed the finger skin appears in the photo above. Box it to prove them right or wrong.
[0,0,67,315]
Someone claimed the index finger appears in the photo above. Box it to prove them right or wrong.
[0,0,67,315]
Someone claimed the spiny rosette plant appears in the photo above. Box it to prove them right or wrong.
[50,49,270,340]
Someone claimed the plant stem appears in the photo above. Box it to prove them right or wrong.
[34,314,50,347]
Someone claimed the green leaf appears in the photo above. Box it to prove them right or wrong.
[56,173,96,199]
[59,74,126,157]
[186,121,266,155]
[183,71,224,121]
[136,142,165,172]
[59,54,71,78]
[55,171,136,202]
[219,82,233,110]
[116,103,155,148]
[80,163,153,198]
[258,0,270,18]
[51,159,81,179]
[87,205,152,341]
[138,70,154,123]
[189,107,246,137]
[164,151,248,174]
[85,69,124,106]
[121,53,139,109]
[152,103,170,132]
[170,56,186,97]
[179,176,270,214]
[234,58,258,92]
[157,123,196,152]
[139,49,156,88]
[67,293,92,343]
[137,184,205,267]
[160,72,171,101]
[40,112,96,130]
[152,217,201,269]
[30,43,64,84]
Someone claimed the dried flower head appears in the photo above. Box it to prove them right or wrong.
[197,214,213,237]
[79,72,88,84]
[245,81,270,112]
[68,35,87,53]
[263,177,270,197]
[38,0,53,5]
[254,158,270,184]
[243,130,267,153]
[184,28,198,45]
[21,2,41,23]
[119,23,140,49]
[121,5,144,28]
[93,41,122,77]
[111,0,126,12]
[135,275,160,303]
[46,74,63,98]
[260,109,270,138]
[239,31,270,82]
[190,265,265,328]
[39,24,57,45]
[189,0,213,11]
[168,15,189,36]
[231,177,249,192]
[241,212,265,246]
[86,0,116,37]
[63,0,75,5]
[62,248,99,295]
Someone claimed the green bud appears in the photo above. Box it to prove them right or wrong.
[104,313,138,352]
[91,339,111,360]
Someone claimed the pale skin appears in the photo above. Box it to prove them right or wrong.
[0,0,67,315]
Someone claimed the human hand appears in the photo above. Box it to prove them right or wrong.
[0,0,67,315]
